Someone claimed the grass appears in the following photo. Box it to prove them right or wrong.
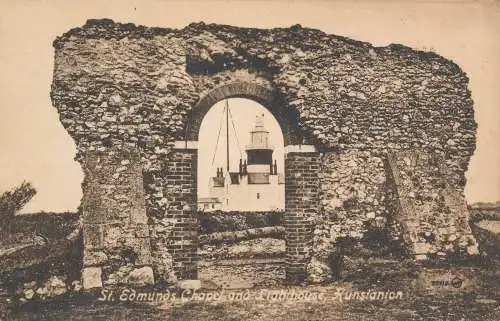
[3,284,498,320]
[2,259,499,321]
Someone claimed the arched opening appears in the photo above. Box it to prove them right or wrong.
[183,81,304,146]
[169,81,320,285]
[196,97,286,288]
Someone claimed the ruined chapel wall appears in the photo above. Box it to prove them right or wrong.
[51,20,478,281]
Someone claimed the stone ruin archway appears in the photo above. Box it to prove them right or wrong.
[170,81,321,284]
[50,20,479,290]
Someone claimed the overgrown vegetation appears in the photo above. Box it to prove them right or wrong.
[0,182,37,244]
[197,211,283,234]
[468,205,500,223]
[0,182,82,293]
[0,182,36,217]
[332,225,407,259]
[5,211,79,244]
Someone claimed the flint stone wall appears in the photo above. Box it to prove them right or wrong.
[51,19,477,284]
[81,149,153,287]
[385,151,478,259]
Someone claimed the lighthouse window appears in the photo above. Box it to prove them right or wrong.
[257,193,260,199]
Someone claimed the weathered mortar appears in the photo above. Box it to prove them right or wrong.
[51,19,477,285]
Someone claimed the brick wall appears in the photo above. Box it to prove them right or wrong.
[284,152,320,283]
[163,149,198,280]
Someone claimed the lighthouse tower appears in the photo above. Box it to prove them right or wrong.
[245,114,277,184]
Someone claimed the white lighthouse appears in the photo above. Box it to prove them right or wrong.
[198,102,285,212]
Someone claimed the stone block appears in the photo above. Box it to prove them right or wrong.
[467,244,479,255]
[135,223,150,238]
[83,224,103,250]
[134,238,154,266]
[125,266,155,287]
[177,279,201,290]
[415,254,428,260]
[82,267,103,290]
[85,251,109,266]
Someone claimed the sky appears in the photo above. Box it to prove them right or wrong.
[0,0,499,213]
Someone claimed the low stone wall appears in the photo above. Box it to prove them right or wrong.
[197,211,283,234]
[199,226,284,245]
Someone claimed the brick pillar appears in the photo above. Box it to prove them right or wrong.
[165,142,198,280]
[284,147,320,284]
